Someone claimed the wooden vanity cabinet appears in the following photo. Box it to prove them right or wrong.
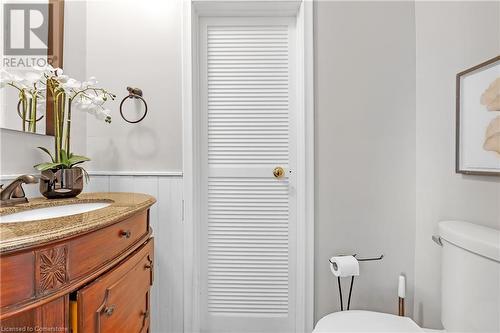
[0,208,154,333]
[76,239,153,333]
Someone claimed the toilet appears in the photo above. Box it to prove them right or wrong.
[314,220,500,333]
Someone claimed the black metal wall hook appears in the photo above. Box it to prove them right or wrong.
[119,86,148,123]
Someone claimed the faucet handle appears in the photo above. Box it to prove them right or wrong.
[18,174,38,184]
[0,175,35,206]
[11,185,26,199]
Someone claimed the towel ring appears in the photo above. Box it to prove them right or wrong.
[119,86,148,123]
[16,100,44,123]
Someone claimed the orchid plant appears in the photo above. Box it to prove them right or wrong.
[1,65,115,174]
[0,67,47,132]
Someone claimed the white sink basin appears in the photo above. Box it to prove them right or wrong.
[0,202,111,223]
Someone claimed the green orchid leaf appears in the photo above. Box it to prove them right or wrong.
[60,149,69,165]
[34,162,63,171]
[80,167,91,184]
[68,155,91,168]
[37,146,55,163]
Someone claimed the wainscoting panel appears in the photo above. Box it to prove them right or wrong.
[158,177,184,333]
[84,174,184,333]
[84,175,110,192]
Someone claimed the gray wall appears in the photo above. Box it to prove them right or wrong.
[414,1,500,329]
[314,1,417,323]
[85,0,183,172]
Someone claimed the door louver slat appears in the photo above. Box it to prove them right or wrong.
[206,23,290,317]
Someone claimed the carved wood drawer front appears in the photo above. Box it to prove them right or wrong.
[68,210,149,280]
[77,238,153,333]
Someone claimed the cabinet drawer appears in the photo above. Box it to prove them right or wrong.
[77,238,153,333]
[0,251,35,309]
[68,210,149,280]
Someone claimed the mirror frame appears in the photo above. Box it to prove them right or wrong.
[45,0,64,136]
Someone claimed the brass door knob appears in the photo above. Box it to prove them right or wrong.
[273,166,285,178]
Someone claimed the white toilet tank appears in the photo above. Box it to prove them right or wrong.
[439,220,500,333]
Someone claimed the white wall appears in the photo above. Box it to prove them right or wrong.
[85,0,182,172]
[414,1,500,329]
[314,1,416,322]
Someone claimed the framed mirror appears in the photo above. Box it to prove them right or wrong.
[0,0,64,136]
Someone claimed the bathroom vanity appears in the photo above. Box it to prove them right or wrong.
[0,192,156,333]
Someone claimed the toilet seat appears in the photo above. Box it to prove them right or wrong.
[313,310,424,332]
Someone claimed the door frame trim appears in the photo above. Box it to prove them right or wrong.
[182,1,314,332]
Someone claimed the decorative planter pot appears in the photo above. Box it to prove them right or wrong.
[40,168,84,199]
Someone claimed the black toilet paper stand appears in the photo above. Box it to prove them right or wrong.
[329,254,384,311]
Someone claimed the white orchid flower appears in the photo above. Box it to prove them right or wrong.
[30,65,54,76]
[61,78,82,91]
[10,73,24,83]
[0,68,13,80]
[71,92,111,122]
[75,100,93,110]
[21,71,42,87]
[53,67,63,76]
[94,108,109,121]
[0,69,13,88]
[56,74,69,83]
[0,69,22,88]
[73,95,99,111]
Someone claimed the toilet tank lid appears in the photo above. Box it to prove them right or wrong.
[439,220,500,262]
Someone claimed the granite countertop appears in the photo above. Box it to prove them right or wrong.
[0,192,156,254]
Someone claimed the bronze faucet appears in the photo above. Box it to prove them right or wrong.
[0,175,38,206]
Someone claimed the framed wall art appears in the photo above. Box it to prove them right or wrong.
[456,55,500,176]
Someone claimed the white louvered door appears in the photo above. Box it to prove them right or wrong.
[199,17,297,333]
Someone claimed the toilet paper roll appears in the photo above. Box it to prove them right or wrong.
[329,255,360,277]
